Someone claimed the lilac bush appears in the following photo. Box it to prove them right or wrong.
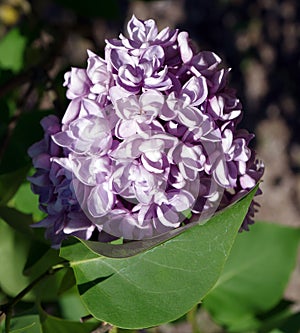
[29,15,264,245]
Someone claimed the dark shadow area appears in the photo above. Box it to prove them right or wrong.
[178,0,300,157]
[78,273,114,295]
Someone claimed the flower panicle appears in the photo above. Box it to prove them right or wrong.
[28,15,264,246]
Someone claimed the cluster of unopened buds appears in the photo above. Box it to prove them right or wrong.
[28,15,264,247]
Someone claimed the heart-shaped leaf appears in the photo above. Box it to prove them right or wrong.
[203,221,300,332]
[60,186,257,329]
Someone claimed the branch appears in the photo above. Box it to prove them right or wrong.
[0,261,69,333]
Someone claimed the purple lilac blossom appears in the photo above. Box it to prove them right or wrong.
[28,115,100,248]
[28,15,264,246]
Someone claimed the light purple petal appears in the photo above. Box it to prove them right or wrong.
[178,31,193,63]
[181,76,208,106]
[87,183,115,217]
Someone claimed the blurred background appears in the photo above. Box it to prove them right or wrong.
[0,0,299,332]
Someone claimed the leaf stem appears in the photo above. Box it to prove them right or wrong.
[0,261,69,333]
[187,305,204,333]
[90,323,114,333]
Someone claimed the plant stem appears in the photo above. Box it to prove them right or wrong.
[187,305,204,333]
[4,308,12,333]
[90,323,115,333]
[0,261,69,333]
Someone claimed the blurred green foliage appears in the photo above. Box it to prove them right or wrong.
[0,28,27,72]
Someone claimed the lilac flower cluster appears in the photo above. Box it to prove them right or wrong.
[28,115,101,247]
[29,15,263,246]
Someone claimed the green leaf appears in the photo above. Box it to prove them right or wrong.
[276,311,300,333]
[0,219,32,298]
[57,268,76,295]
[203,222,300,332]
[23,245,61,277]
[0,167,29,205]
[1,312,99,333]
[39,309,99,333]
[9,181,45,221]
[0,28,27,72]
[58,286,91,321]
[0,220,65,302]
[60,187,256,329]
[8,315,42,333]
[0,206,35,237]
[254,300,294,333]
[0,205,49,245]
[0,110,52,174]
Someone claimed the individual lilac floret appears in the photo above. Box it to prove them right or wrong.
[28,15,264,245]
[106,15,178,53]
[105,15,181,94]
[108,46,172,93]
[64,50,112,107]
[28,115,100,247]
[110,88,165,138]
